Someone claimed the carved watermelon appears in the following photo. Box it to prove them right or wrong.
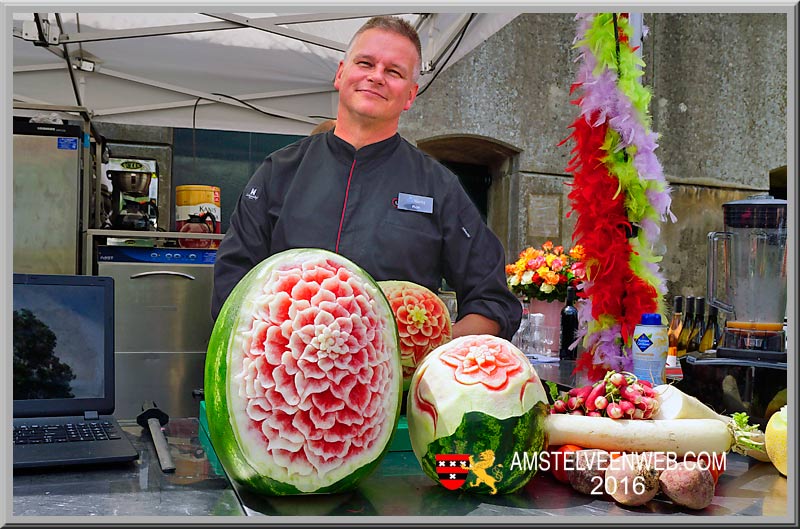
[407,335,548,494]
[378,280,452,390]
[205,248,402,495]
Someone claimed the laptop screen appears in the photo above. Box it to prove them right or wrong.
[13,274,116,417]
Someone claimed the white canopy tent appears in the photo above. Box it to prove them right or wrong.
[12,11,518,135]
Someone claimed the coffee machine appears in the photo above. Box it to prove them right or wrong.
[106,157,159,231]
[707,195,787,362]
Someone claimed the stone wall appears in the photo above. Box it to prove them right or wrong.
[399,12,788,301]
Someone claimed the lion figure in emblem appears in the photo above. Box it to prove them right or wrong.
[468,449,503,494]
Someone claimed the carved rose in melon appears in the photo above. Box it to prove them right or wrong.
[407,335,548,494]
[378,280,452,389]
[205,249,402,495]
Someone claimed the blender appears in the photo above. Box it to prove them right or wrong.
[707,195,787,362]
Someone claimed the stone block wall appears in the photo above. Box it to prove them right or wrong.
[400,12,788,302]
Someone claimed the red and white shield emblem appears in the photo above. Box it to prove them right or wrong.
[435,454,470,490]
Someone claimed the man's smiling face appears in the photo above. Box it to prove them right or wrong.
[334,28,419,125]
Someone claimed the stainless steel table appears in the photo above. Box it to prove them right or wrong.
[234,450,787,517]
[529,359,587,390]
[12,418,243,517]
[12,416,788,518]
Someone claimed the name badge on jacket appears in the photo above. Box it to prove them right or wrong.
[397,192,434,214]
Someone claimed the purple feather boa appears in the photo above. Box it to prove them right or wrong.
[568,13,675,372]
[573,14,675,225]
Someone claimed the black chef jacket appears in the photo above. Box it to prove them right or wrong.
[212,131,522,340]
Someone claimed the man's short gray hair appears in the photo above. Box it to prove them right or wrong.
[344,15,422,82]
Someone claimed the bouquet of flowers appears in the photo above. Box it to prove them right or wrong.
[506,241,586,303]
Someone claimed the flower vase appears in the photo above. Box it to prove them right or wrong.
[528,298,563,328]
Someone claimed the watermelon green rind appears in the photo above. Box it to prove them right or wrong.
[420,402,549,494]
[406,335,549,495]
[407,335,549,457]
[205,266,300,494]
[205,248,402,495]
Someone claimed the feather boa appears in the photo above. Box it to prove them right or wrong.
[563,13,676,381]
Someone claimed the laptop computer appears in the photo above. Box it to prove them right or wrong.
[13,273,139,469]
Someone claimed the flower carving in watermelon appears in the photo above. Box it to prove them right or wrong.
[205,249,402,495]
[378,280,452,390]
[407,335,548,494]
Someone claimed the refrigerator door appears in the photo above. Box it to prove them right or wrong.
[13,123,82,275]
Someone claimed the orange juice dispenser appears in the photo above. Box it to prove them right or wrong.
[707,195,787,362]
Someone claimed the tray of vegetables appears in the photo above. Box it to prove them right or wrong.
[541,370,769,511]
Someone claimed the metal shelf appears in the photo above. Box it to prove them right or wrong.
[87,229,225,240]
[84,229,225,275]
[684,352,787,370]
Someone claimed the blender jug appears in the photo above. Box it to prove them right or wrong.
[707,195,787,360]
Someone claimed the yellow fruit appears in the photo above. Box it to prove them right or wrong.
[765,388,787,420]
[765,405,788,477]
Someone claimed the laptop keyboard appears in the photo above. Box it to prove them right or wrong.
[14,421,123,445]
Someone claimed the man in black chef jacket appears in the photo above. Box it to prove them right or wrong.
[212,16,521,340]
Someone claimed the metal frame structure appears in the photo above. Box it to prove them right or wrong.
[13,12,509,132]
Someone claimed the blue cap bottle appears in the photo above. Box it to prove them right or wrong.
[632,313,668,385]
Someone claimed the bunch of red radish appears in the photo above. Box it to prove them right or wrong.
[550,370,660,419]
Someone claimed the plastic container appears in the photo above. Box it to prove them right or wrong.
[632,313,668,385]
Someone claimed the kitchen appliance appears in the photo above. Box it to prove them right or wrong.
[175,185,221,248]
[106,157,159,231]
[179,212,217,249]
[97,245,216,419]
[13,118,83,274]
[707,195,787,362]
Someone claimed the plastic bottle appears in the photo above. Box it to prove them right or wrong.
[632,313,668,385]
[666,295,683,366]
[676,296,695,358]
[560,286,579,360]
[687,297,706,354]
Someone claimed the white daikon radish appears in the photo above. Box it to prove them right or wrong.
[651,384,729,422]
[745,432,771,462]
[545,415,733,457]
[651,384,770,462]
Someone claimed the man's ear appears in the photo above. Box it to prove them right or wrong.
[403,83,420,111]
[333,61,345,91]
